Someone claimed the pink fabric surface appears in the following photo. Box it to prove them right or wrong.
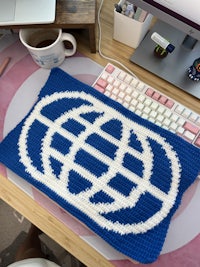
[0,36,39,177]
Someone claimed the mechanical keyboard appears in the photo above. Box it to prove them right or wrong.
[93,63,200,149]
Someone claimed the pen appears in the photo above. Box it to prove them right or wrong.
[0,57,11,77]
[114,3,122,13]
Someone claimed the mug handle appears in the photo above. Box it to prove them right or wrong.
[61,33,77,57]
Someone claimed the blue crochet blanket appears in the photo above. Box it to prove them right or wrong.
[0,68,200,264]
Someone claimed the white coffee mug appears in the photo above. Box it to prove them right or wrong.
[19,28,77,69]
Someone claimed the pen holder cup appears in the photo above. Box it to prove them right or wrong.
[113,5,153,49]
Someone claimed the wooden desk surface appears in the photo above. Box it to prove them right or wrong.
[0,1,199,267]
[55,0,96,27]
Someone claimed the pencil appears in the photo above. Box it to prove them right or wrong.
[0,57,11,77]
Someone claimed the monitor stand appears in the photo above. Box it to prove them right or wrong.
[130,20,200,100]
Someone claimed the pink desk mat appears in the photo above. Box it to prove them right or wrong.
[0,34,200,267]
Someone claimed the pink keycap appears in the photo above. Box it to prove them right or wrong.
[145,88,154,97]
[183,122,200,135]
[159,95,167,104]
[106,64,115,74]
[96,78,108,89]
[94,84,105,93]
[194,135,200,147]
[152,92,160,100]
[165,99,174,109]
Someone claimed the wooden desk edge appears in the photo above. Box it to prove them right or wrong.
[0,24,97,53]
[0,174,114,267]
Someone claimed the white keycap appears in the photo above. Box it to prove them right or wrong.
[183,131,195,141]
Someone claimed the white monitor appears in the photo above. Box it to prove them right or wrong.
[130,0,200,99]
[131,0,200,41]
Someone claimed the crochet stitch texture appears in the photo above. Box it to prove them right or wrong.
[0,68,200,263]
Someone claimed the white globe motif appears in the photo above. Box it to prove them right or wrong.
[18,91,181,235]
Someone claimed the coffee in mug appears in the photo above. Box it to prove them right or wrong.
[19,28,77,69]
